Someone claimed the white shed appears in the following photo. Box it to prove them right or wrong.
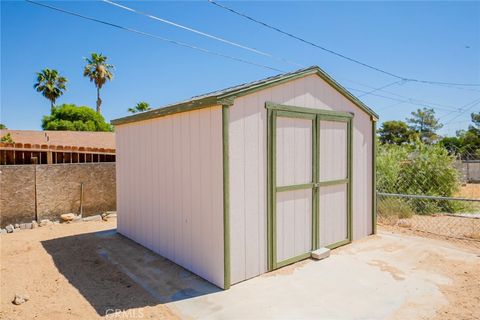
[112,66,378,289]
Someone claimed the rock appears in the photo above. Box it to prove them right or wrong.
[20,223,31,230]
[5,224,14,233]
[83,215,102,222]
[397,219,412,228]
[102,212,117,220]
[72,216,82,223]
[39,219,52,227]
[60,213,76,222]
[12,294,29,305]
[0,228,7,235]
[14,223,20,229]
[31,221,38,229]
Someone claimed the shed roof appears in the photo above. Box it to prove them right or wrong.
[112,66,378,126]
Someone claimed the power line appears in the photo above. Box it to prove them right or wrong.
[357,80,405,97]
[441,97,480,125]
[208,0,480,87]
[339,77,463,110]
[26,0,285,73]
[346,86,464,113]
[102,0,304,68]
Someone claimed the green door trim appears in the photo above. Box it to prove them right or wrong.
[317,115,353,249]
[267,102,354,270]
[267,108,317,270]
[276,183,315,192]
[266,102,354,119]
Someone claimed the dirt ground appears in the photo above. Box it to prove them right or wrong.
[457,183,480,199]
[1,218,479,320]
[380,214,480,244]
[0,218,178,320]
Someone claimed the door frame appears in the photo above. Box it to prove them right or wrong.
[266,102,354,271]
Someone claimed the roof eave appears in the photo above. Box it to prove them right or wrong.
[111,96,218,126]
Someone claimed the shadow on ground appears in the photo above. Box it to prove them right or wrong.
[41,229,220,316]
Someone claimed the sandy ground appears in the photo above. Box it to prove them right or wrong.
[1,218,479,320]
[0,218,177,320]
[457,183,480,199]
[380,214,480,244]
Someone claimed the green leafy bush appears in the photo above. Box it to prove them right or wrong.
[42,104,112,132]
[377,142,461,214]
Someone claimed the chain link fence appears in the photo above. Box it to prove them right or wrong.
[376,143,480,248]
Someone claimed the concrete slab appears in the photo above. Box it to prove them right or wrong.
[164,232,478,319]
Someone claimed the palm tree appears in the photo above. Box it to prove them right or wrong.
[128,102,152,114]
[83,53,114,114]
[33,69,67,113]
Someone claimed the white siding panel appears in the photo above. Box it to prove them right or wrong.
[319,184,348,247]
[319,121,348,182]
[229,74,373,284]
[276,189,312,262]
[116,106,224,288]
[276,117,312,186]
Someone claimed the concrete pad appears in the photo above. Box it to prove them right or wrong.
[164,232,478,319]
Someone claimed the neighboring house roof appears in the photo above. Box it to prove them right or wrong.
[112,65,378,126]
[0,130,115,150]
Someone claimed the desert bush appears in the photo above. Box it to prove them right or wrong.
[378,197,414,224]
[377,142,462,214]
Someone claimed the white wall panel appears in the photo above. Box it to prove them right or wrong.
[319,121,348,182]
[276,117,312,186]
[319,184,348,247]
[115,106,224,288]
[276,189,312,263]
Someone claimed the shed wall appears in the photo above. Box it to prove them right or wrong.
[229,74,373,284]
[116,106,225,288]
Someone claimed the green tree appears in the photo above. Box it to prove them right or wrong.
[0,123,6,129]
[33,69,68,112]
[406,108,443,144]
[0,133,14,143]
[469,112,480,133]
[83,53,114,115]
[128,101,152,114]
[440,112,480,159]
[42,104,113,132]
[377,120,416,145]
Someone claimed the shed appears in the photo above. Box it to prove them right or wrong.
[112,66,378,289]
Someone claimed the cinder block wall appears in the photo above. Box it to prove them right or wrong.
[0,163,116,227]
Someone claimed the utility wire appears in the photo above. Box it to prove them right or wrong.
[209,0,480,87]
[339,77,463,110]
[441,97,480,124]
[26,0,285,73]
[357,80,405,97]
[442,102,480,126]
[346,86,464,113]
[102,0,304,68]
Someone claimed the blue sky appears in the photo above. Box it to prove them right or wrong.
[1,1,479,135]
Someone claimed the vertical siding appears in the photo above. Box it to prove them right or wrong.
[116,106,224,288]
[319,121,348,182]
[319,184,348,247]
[276,117,312,186]
[276,189,312,262]
[229,74,373,284]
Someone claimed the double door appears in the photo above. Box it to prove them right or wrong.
[267,103,352,270]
